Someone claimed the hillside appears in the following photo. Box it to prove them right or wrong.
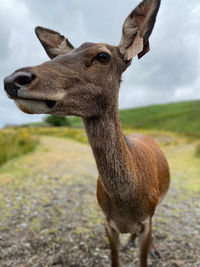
[28,100,200,137]
[120,100,200,136]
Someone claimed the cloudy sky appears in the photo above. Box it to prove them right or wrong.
[0,0,200,127]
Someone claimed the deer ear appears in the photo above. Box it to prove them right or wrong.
[35,26,74,59]
[119,0,161,61]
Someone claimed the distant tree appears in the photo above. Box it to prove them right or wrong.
[44,115,71,127]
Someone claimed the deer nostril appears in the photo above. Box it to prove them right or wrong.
[4,71,35,98]
[14,73,36,87]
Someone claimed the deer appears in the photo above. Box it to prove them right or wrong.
[4,0,170,266]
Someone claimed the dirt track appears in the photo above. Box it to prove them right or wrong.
[0,136,200,266]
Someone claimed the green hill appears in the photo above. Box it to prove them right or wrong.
[120,100,200,136]
[30,100,200,137]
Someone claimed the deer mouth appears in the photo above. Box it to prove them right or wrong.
[45,100,57,108]
[14,97,58,114]
[4,72,66,114]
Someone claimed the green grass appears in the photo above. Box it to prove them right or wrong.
[195,143,200,158]
[0,128,39,166]
[29,127,87,143]
[2,100,200,165]
[120,100,200,137]
[4,126,88,144]
[26,100,200,138]
[41,100,200,138]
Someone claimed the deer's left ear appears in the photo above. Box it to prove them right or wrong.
[35,26,75,59]
[119,0,161,61]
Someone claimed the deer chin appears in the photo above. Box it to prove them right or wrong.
[14,98,57,114]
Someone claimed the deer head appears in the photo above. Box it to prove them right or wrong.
[4,0,161,117]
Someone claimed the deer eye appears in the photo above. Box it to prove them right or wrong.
[95,52,111,63]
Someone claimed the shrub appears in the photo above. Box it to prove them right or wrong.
[44,115,71,126]
[30,127,87,144]
[0,129,38,166]
[195,143,200,158]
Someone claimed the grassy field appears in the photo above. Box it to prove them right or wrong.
[0,100,199,265]
[44,100,200,137]
[0,128,38,166]
[0,127,86,166]
[1,99,200,168]
[0,131,199,266]
[120,100,200,136]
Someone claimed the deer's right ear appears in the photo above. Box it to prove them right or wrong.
[119,0,161,61]
[35,26,75,59]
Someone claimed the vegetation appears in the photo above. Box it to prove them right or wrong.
[120,100,200,137]
[67,116,83,128]
[30,127,87,143]
[43,100,200,138]
[0,126,85,166]
[195,143,200,158]
[2,127,87,145]
[0,100,200,265]
[1,100,200,165]
[0,128,38,166]
[0,133,199,266]
[44,115,71,126]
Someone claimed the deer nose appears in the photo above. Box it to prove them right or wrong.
[4,71,35,98]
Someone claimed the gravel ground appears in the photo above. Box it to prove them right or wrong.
[0,136,199,267]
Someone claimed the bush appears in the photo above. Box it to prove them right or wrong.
[0,129,39,166]
[44,115,71,127]
[195,143,200,158]
[30,127,87,144]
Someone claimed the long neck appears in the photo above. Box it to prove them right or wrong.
[83,105,137,201]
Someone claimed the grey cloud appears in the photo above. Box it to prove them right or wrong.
[23,0,138,45]
[0,97,44,127]
[120,0,200,107]
[0,24,10,62]
[0,0,200,126]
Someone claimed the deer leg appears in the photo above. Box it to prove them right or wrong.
[137,219,152,267]
[105,222,120,267]
[123,232,137,250]
[150,238,161,259]
[129,232,137,247]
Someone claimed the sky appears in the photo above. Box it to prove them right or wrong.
[0,0,200,127]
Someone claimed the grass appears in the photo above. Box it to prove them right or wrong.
[0,132,199,232]
[162,138,200,195]
[0,126,87,165]
[120,100,200,136]
[0,100,199,265]
[29,127,88,143]
[1,126,200,197]
[31,100,200,138]
[1,99,200,177]
[0,122,200,265]
[1,99,200,166]
[195,143,200,158]
[0,128,38,166]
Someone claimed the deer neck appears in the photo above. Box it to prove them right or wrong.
[83,104,137,201]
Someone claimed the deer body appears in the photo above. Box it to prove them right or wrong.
[84,113,169,219]
[84,106,169,266]
[4,0,170,266]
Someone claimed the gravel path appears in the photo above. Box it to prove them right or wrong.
[0,136,199,267]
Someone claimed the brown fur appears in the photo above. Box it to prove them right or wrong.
[4,1,169,266]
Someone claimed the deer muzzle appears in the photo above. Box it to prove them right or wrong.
[4,70,60,114]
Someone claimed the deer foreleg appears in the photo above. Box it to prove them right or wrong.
[105,221,121,267]
[138,218,152,267]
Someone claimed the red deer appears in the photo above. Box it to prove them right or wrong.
[4,0,170,266]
